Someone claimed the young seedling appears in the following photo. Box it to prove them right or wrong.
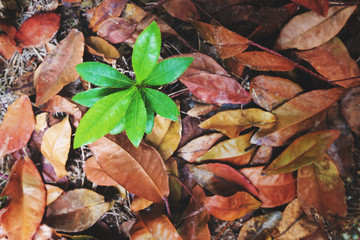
[73,22,193,147]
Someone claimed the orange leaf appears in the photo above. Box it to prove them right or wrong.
[204,192,261,221]
[14,12,60,48]
[45,184,63,205]
[34,29,84,106]
[89,135,169,202]
[240,166,296,208]
[130,196,153,212]
[291,0,329,16]
[84,156,118,186]
[0,34,18,60]
[0,20,17,45]
[163,0,200,22]
[0,95,35,158]
[97,18,137,44]
[85,36,120,63]
[0,157,46,240]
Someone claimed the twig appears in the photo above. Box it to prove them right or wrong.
[214,221,233,240]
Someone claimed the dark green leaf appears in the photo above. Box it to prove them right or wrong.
[72,88,121,107]
[76,62,134,88]
[73,87,136,148]
[132,21,161,84]
[143,88,179,121]
[125,90,147,147]
[110,117,125,135]
[145,106,155,134]
[143,57,194,86]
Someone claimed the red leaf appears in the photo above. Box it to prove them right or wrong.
[291,0,329,16]
[97,18,137,44]
[84,156,118,186]
[15,12,60,48]
[0,33,18,60]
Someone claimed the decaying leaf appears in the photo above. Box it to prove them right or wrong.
[199,108,276,138]
[84,156,118,186]
[45,189,110,232]
[291,0,329,16]
[274,5,356,50]
[97,18,137,44]
[85,36,120,63]
[41,116,71,179]
[34,29,84,106]
[341,86,360,135]
[0,157,46,240]
[163,0,200,21]
[45,184,64,205]
[0,95,35,158]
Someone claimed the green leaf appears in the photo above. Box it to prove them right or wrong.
[143,57,194,86]
[132,21,161,84]
[125,90,147,147]
[72,88,121,107]
[110,117,125,135]
[73,87,136,148]
[142,88,179,121]
[145,106,155,134]
[76,62,134,88]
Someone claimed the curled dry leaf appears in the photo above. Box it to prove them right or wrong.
[85,36,120,63]
[0,34,18,60]
[45,184,64,205]
[0,157,46,240]
[250,75,303,111]
[41,116,71,179]
[97,18,137,44]
[291,0,329,16]
[199,108,276,138]
[163,0,200,22]
[251,88,344,146]
[0,95,35,158]
[45,189,110,232]
[84,156,118,186]
[89,136,169,202]
[240,166,296,208]
[296,37,360,88]
[204,192,262,221]
[341,86,360,135]
[34,29,84,106]
[15,12,60,48]
[192,21,249,59]
[274,5,356,50]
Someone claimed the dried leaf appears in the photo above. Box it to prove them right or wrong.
[204,192,261,221]
[188,163,259,197]
[130,196,153,212]
[45,184,63,205]
[166,158,182,206]
[263,130,340,175]
[97,18,137,44]
[291,0,329,16]
[187,103,219,117]
[341,86,360,135]
[34,29,84,106]
[0,157,46,240]
[250,145,273,165]
[41,116,71,179]
[45,189,110,232]
[0,34,18,60]
[14,12,60,48]
[199,108,276,138]
[84,156,118,186]
[251,88,344,146]
[0,95,35,158]
[0,20,17,45]
[274,5,356,50]
[89,136,169,202]
[179,116,207,147]
[249,6,290,27]
[296,37,360,88]
[249,75,303,111]
[9,71,35,97]
[85,36,120,63]
[192,21,249,58]
[240,166,296,208]
[163,0,200,21]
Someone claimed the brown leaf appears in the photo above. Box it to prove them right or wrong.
[166,158,182,206]
[0,34,18,60]
[249,75,303,111]
[130,196,153,212]
[187,103,220,117]
[84,156,118,186]
[89,136,169,202]
[240,166,296,208]
[251,88,344,146]
[85,36,120,63]
[199,108,276,138]
[250,145,273,165]
[341,86,360,135]
[297,155,347,230]
[224,58,245,77]
[291,0,329,16]
[130,212,182,240]
[33,224,59,240]
[274,5,356,50]
[45,184,63,205]
[214,5,254,24]
[296,37,360,88]
[204,192,261,221]
[0,95,35,158]
[0,157,46,240]
[97,18,137,44]
[45,189,110,232]
[179,116,208,148]
[0,20,17,45]
[163,0,200,21]
[14,12,60,48]
[41,116,71,179]
[249,7,290,27]
[9,71,35,96]
[192,21,249,59]
[34,29,84,106]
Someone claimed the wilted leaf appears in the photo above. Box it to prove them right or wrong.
[233,51,295,71]
[97,18,137,44]
[130,196,153,212]
[163,0,200,21]
[204,192,261,221]
[0,157,46,240]
[199,108,276,138]
[14,12,60,48]
[130,212,182,240]
[192,21,249,58]
[291,0,329,16]
[85,36,120,63]
[274,5,356,50]
[341,86,360,135]
[45,189,110,232]
[0,34,18,60]
[249,75,303,111]
[188,163,259,197]
[0,95,35,158]
[89,136,169,202]
[297,155,347,229]
[296,37,360,88]
[41,116,71,179]
[250,145,272,165]
[251,88,344,146]
[263,130,340,175]
[240,166,296,208]
[84,156,118,186]
[34,29,84,106]
[45,184,63,205]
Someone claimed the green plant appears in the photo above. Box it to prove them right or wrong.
[73,22,193,148]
